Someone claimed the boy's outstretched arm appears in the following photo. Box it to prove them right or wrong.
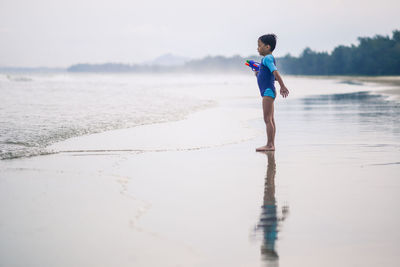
[273,71,289,98]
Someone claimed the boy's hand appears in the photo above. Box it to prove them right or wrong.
[280,86,289,98]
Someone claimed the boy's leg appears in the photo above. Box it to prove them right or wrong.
[256,96,275,151]
[272,103,276,146]
[263,96,275,148]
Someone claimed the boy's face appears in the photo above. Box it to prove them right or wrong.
[257,39,271,56]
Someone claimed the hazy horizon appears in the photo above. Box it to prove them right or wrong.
[1,0,399,68]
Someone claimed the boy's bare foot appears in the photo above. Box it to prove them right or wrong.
[256,145,275,151]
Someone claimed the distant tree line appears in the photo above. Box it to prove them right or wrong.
[66,30,400,76]
[279,30,400,75]
[66,56,252,73]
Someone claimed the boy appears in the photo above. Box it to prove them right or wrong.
[255,34,289,151]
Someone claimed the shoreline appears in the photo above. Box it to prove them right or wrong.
[47,104,260,157]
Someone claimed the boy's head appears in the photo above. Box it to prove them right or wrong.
[258,34,277,56]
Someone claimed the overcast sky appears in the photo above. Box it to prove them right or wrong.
[0,0,399,67]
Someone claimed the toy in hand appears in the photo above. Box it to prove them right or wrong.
[245,60,260,72]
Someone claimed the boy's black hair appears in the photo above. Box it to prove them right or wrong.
[259,34,277,52]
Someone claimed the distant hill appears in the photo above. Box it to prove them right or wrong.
[67,30,400,76]
[3,29,399,76]
[151,53,190,66]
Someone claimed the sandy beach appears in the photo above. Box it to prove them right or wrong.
[1,75,400,267]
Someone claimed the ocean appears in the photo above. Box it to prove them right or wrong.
[1,72,399,160]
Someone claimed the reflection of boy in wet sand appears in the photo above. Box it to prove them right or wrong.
[256,151,289,263]
[254,34,289,152]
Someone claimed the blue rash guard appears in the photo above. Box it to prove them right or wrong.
[257,55,277,98]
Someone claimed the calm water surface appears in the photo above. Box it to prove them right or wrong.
[254,88,400,266]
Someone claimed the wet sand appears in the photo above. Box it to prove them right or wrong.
[331,75,400,101]
[1,77,400,267]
